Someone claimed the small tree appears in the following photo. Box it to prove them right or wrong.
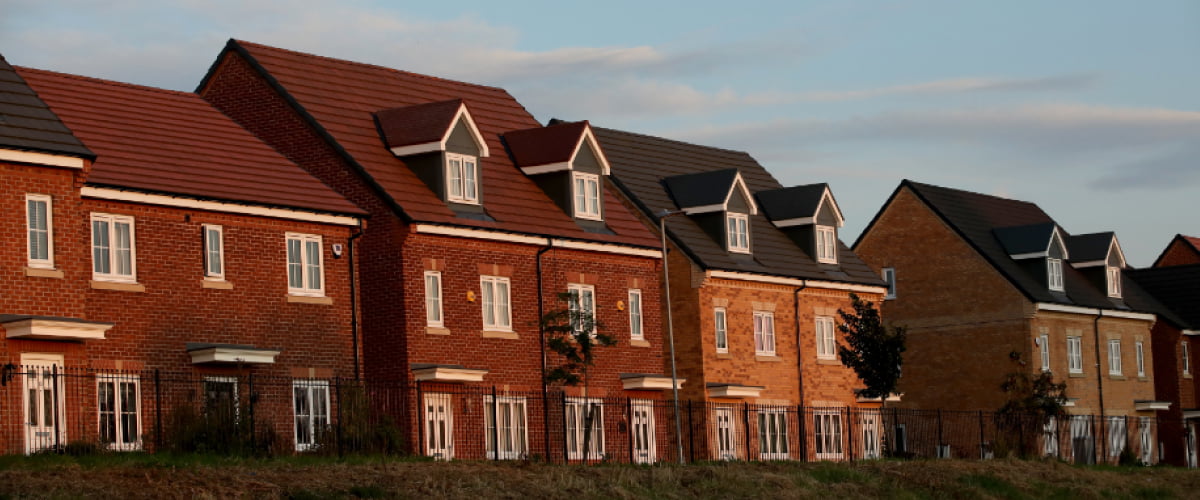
[837,293,907,455]
[543,290,616,461]
[998,351,1068,458]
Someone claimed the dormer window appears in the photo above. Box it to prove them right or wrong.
[816,226,837,264]
[727,213,750,253]
[1047,258,1064,291]
[573,172,602,220]
[447,153,479,204]
[1107,266,1122,298]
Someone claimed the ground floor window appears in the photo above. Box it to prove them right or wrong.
[1138,417,1153,464]
[203,376,239,422]
[1070,415,1094,464]
[860,411,880,459]
[631,400,656,464]
[293,380,330,451]
[425,393,454,460]
[98,375,141,451]
[1108,416,1126,458]
[565,398,604,460]
[485,395,528,459]
[814,410,844,460]
[1043,418,1059,458]
[758,409,790,460]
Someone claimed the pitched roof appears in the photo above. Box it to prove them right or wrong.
[212,40,656,248]
[662,169,740,211]
[1127,265,1200,329]
[504,120,588,168]
[1067,232,1118,264]
[0,54,92,158]
[593,126,883,286]
[18,67,362,216]
[886,180,1161,314]
[1151,234,1200,268]
[375,99,464,149]
[993,222,1060,256]
[756,184,828,222]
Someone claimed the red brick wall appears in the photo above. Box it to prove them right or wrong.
[1154,238,1200,267]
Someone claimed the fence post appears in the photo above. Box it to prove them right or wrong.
[335,376,343,458]
[978,410,985,459]
[154,369,163,452]
[743,402,751,461]
[798,405,807,462]
[626,397,634,464]
[416,381,425,458]
[560,391,569,463]
[248,373,256,452]
[687,400,695,463]
[491,385,500,461]
[1091,415,1099,465]
[51,365,61,453]
[937,409,944,456]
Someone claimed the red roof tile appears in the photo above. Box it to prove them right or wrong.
[1187,236,1200,251]
[228,40,658,248]
[504,120,589,168]
[17,67,362,216]
[375,99,462,149]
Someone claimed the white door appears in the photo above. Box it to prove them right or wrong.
[713,407,736,460]
[23,354,66,454]
[1071,415,1094,465]
[860,411,880,459]
[425,393,453,460]
[1187,424,1197,468]
[631,400,656,464]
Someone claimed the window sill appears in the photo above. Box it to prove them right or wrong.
[90,280,145,292]
[1068,372,1086,378]
[1138,376,1150,382]
[287,295,332,305]
[816,358,841,366]
[481,330,518,340]
[756,355,783,362]
[25,267,64,279]
[426,326,451,335]
[201,279,233,290]
[630,339,651,348]
[1108,374,1126,381]
[715,352,732,359]
[1184,373,1193,379]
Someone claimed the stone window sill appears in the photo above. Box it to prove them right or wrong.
[630,339,651,348]
[1108,374,1126,381]
[816,358,841,366]
[1068,372,1086,378]
[25,267,63,279]
[426,326,450,335]
[756,355,783,362]
[481,330,518,340]
[201,279,233,290]
[715,352,732,359]
[90,280,145,292]
[287,295,332,305]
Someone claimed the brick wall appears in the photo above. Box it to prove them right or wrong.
[1153,238,1200,267]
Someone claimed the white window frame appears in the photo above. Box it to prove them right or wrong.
[424,392,454,460]
[1108,416,1127,458]
[816,225,837,264]
[484,395,529,460]
[814,410,844,460]
[1039,331,1051,372]
[1136,341,1145,377]
[753,311,776,356]
[203,224,225,280]
[26,194,54,269]
[816,316,837,360]
[1043,418,1059,457]
[567,283,596,338]
[565,397,604,460]
[1107,266,1122,298]
[1184,341,1191,376]
[1047,258,1064,292]
[757,408,790,460]
[480,275,512,331]
[1067,336,1083,374]
[628,289,643,341]
[96,375,141,451]
[572,172,602,220]
[1108,339,1122,376]
[286,233,324,296]
[292,379,330,452]
[882,267,896,299]
[1139,417,1153,464]
[425,271,444,327]
[714,307,728,353]
[712,406,736,460]
[91,213,137,283]
[726,213,750,253]
[631,399,657,464]
[446,152,479,204]
[203,376,240,422]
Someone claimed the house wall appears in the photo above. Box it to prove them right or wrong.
[1150,320,1190,466]
[1030,312,1156,416]
[1154,239,1200,267]
[797,287,886,408]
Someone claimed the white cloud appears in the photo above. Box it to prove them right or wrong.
[797,74,1097,102]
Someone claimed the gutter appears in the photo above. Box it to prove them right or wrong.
[535,239,554,462]
[1093,310,1106,462]
[793,283,808,461]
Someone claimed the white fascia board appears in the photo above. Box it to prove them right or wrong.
[805,280,889,294]
[706,270,885,294]
[1035,302,1156,321]
[412,224,662,258]
[770,217,814,228]
[724,173,759,216]
[814,187,845,228]
[1109,236,1127,268]
[1183,410,1200,419]
[412,366,488,383]
[1050,227,1069,260]
[81,187,360,226]
[3,319,112,341]
[1134,401,1172,411]
[1103,310,1156,321]
[389,142,442,157]
[189,347,280,365]
[519,162,571,175]
[577,127,611,175]
[1070,260,1105,268]
[706,385,764,399]
[443,104,490,158]
[622,376,685,391]
[1182,330,1200,336]
[855,392,903,403]
[682,204,724,215]
[1011,251,1049,260]
[0,148,85,169]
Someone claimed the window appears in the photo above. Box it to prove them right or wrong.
[1139,417,1153,464]
[446,153,479,204]
[203,224,224,279]
[726,213,749,253]
[424,393,454,459]
[485,396,528,459]
[293,380,330,451]
[565,398,604,460]
[631,400,656,464]
[97,375,140,451]
[91,213,136,282]
[758,408,790,460]
[286,233,323,296]
[628,289,643,340]
[203,376,239,422]
[1047,258,1064,291]
[1108,416,1127,458]
[882,268,896,299]
[814,411,844,460]
[481,276,512,331]
[1108,340,1122,375]
[1107,266,1122,298]
[712,406,736,460]
[425,271,443,327]
[26,194,53,268]
[1136,342,1145,377]
[754,311,776,355]
[1184,341,1191,376]
[567,283,596,337]
[816,226,837,264]
[816,316,837,360]
[1043,418,1059,457]
[714,308,728,353]
[573,172,602,220]
[1039,331,1051,372]
[1067,336,1083,374]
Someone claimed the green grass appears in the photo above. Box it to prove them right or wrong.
[959,474,1025,499]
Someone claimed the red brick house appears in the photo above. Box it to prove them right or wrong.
[1,55,364,454]
[592,126,889,461]
[1151,234,1200,268]
[854,180,1168,463]
[198,40,671,461]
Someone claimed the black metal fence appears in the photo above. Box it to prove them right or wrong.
[0,366,1176,465]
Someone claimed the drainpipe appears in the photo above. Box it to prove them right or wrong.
[793,283,808,460]
[348,220,364,380]
[536,239,554,460]
[1094,310,1107,462]
[659,209,687,464]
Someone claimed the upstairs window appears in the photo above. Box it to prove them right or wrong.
[286,233,323,296]
[1184,341,1191,376]
[628,289,643,341]
[573,172,602,220]
[1108,339,1122,375]
[1106,266,1122,298]
[481,276,512,331]
[1067,336,1083,374]
[568,283,596,337]
[447,153,479,204]
[726,213,749,253]
[26,194,53,269]
[425,271,443,327]
[91,213,136,282]
[1047,258,1064,292]
[753,311,775,356]
[203,224,224,279]
[816,226,838,264]
[1136,341,1145,377]
[714,308,728,353]
[816,316,837,360]
[882,268,896,299]
[1039,331,1050,372]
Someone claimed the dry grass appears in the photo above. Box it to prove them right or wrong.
[0,455,1196,499]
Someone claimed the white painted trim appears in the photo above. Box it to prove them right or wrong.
[412,366,488,382]
[806,280,890,294]
[576,127,612,176]
[1035,303,1155,321]
[1109,235,1127,269]
[3,318,112,341]
[621,376,684,391]
[410,224,663,258]
[519,162,570,175]
[706,270,886,294]
[1103,310,1155,321]
[0,148,85,169]
[188,347,280,364]
[1183,330,1200,336]
[572,171,603,221]
[812,186,845,228]
[1183,410,1200,419]
[1069,260,1105,268]
[855,392,903,403]
[81,187,359,226]
[725,173,759,216]
[1011,251,1048,259]
[681,203,725,215]
[1050,227,1069,260]
[389,142,442,157]
[706,385,764,399]
[1134,401,1172,411]
[770,216,813,228]
[25,193,55,269]
[444,104,490,158]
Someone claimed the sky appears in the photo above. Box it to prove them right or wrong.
[2,0,1197,266]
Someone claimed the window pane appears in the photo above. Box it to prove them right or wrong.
[575,177,586,214]
[587,178,599,214]
[629,292,642,337]
[463,160,477,200]
[93,220,110,274]
[206,228,222,275]
[482,280,495,326]
[497,281,511,327]
[114,221,132,276]
[287,239,303,288]
[29,200,49,261]
[449,158,463,198]
[426,274,441,323]
[306,240,321,290]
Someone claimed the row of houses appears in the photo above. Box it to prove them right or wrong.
[1,40,1196,465]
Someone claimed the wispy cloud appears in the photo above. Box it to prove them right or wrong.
[796,74,1098,102]
[1090,145,1200,191]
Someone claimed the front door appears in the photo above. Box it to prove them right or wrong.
[860,410,880,459]
[713,407,735,460]
[23,354,65,454]
[1187,424,1197,468]
[425,393,453,460]
[631,400,656,464]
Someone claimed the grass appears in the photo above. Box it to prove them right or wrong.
[1,455,1198,499]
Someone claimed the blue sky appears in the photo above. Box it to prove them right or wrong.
[3,0,1197,265]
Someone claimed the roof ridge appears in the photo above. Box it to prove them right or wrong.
[593,124,755,158]
[904,179,1044,211]
[15,66,198,99]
